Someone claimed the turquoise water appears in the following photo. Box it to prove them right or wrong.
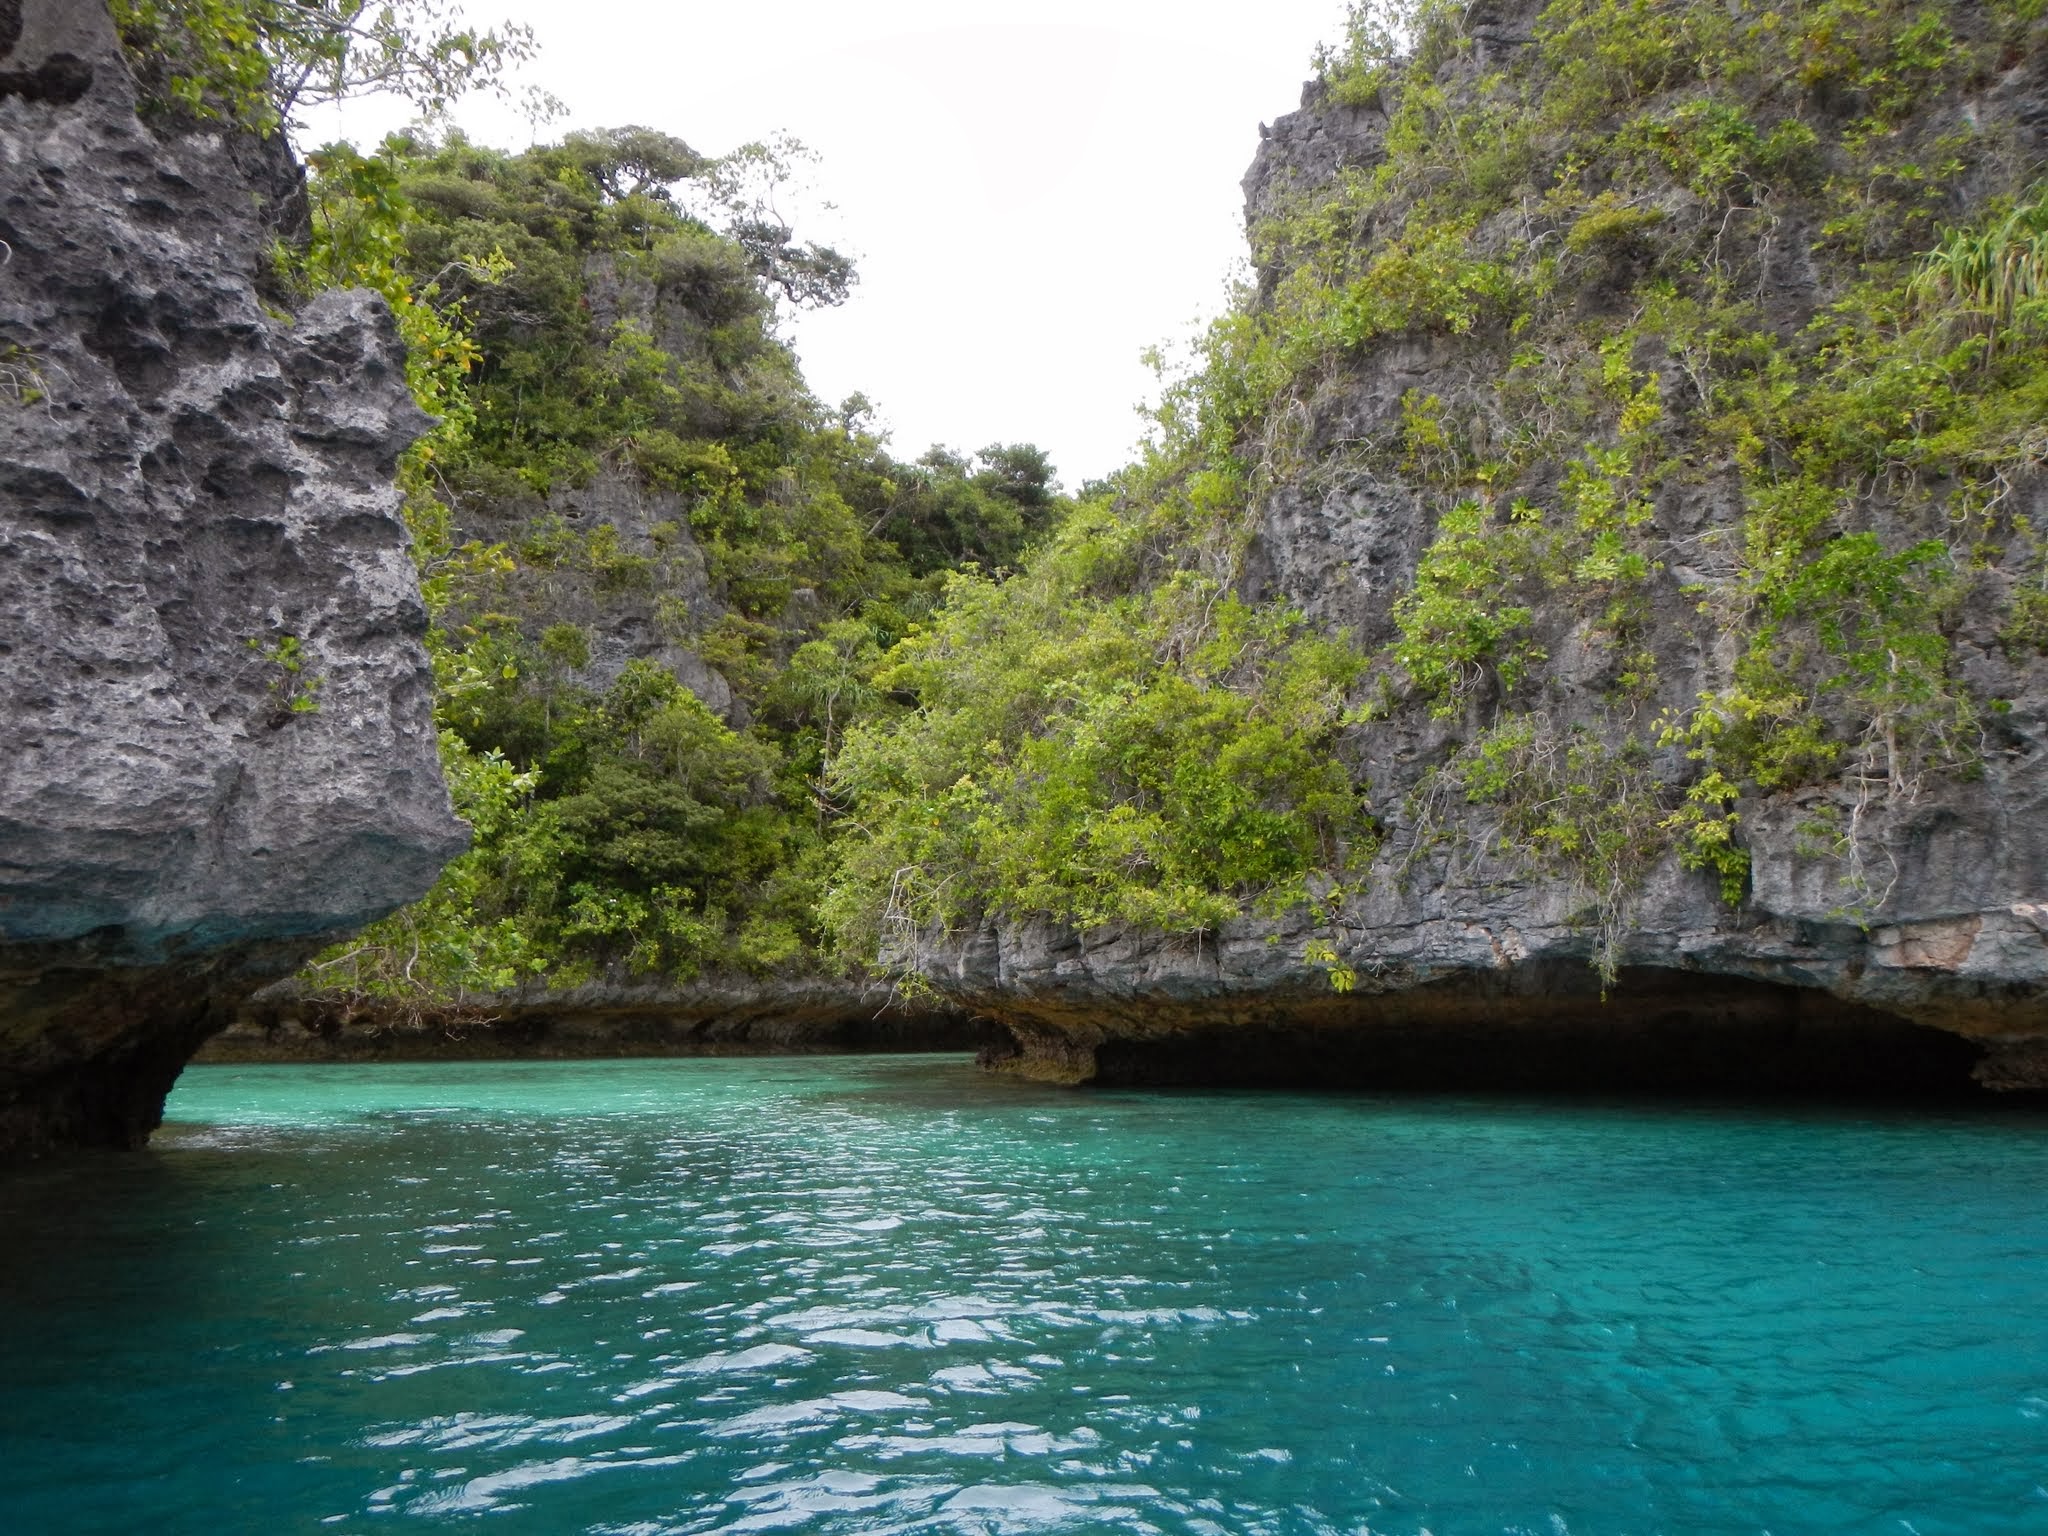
[2,1060,2047,1534]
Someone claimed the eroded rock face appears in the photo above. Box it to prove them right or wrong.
[0,0,466,1151]
[919,6,2048,1096]
[456,462,736,720]
[432,249,758,725]
[932,895,2045,1095]
[194,975,991,1062]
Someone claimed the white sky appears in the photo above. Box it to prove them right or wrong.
[303,1,1356,488]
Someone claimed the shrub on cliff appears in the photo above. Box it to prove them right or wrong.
[822,518,1368,964]
[822,0,2048,982]
[287,125,1070,1005]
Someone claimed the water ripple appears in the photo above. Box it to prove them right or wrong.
[1,1058,2046,1534]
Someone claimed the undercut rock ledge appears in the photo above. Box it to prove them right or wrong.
[0,1,465,1153]
[937,918,2044,1098]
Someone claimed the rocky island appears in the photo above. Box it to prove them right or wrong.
[6,0,2048,1149]
[841,0,2048,1094]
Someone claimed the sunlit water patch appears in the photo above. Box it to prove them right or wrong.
[3,1057,2047,1533]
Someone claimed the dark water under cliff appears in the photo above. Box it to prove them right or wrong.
[2,1057,2046,1535]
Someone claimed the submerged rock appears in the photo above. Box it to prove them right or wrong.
[0,1,465,1151]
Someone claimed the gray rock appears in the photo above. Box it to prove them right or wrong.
[0,0,465,1152]
[443,249,760,722]
[196,973,992,1061]
[474,464,735,718]
[1243,82,1389,250]
[915,5,2048,1097]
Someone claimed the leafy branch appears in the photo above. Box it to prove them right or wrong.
[110,0,551,134]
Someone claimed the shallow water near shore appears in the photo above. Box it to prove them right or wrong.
[2,1056,2046,1535]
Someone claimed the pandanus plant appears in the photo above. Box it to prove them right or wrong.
[1910,189,2048,357]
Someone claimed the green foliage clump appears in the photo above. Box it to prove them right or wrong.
[1314,0,1409,108]
[308,734,544,1007]
[1391,496,1544,712]
[869,444,1063,579]
[246,632,322,719]
[1661,770,1749,905]
[2001,519,2048,655]
[110,0,543,132]
[823,509,1367,965]
[1910,189,2048,350]
[1563,195,1665,255]
[473,662,790,980]
[277,122,1079,1007]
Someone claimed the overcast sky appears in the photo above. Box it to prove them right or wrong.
[303,1,1357,487]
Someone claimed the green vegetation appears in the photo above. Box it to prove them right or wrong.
[110,0,544,131]
[246,633,322,720]
[822,529,1368,967]
[126,0,2048,1002]
[827,0,2048,972]
[1911,191,2048,349]
[274,122,1065,1007]
[0,345,48,409]
[1237,0,2045,933]
[1413,716,1670,980]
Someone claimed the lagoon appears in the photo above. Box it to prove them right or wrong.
[2,1057,2046,1533]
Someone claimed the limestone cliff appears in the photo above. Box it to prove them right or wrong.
[909,0,2048,1094]
[0,0,465,1151]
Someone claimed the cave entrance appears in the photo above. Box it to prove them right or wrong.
[1076,966,1999,1101]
